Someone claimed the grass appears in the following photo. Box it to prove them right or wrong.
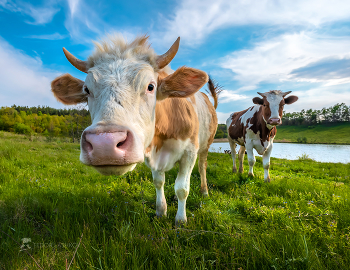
[275,122,350,144]
[0,131,350,269]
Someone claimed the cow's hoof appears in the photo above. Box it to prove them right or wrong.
[202,192,209,198]
[156,211,167,218]
[239,168,244,173]
[232,167,237,173]
[175,219,187,227]
[248,172,254,177]
[264,176,271,183]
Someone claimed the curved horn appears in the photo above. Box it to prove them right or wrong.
[282,91,292,97]
[257,92,265,97]
[63,47,88,73]
[156,37,180,69]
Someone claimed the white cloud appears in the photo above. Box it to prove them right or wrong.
[285,84,350,112]
[0,38,65,108]
[24,33,67,40]
[216,111,232,124]
[163,0,350,45]
[219,90,248,103]
[0,0,59,25]
[221,32,350,90]
[67,0,80,17]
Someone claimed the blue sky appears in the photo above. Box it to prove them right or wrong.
[0,0,350,123]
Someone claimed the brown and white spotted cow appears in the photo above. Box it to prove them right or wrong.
[226,90,298,182]
[50,35,220,224]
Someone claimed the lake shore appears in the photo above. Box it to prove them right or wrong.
[213,138,350,145]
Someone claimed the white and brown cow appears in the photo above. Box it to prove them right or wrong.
[226,90,298,182]
[50,35,220,224]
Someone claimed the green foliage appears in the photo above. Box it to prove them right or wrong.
[0,132,350,269]
[282,103,350,126]
[14,123,31,135]
[0,106,91,141]
[296,136,308,143]
[214,124,228,139]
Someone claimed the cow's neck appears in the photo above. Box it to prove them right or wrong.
[257,107,276,142]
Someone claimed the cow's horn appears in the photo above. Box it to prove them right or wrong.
[282,91,292,97]
[257,92,265,97]
[156,37,180,69]
[63,48,88,73]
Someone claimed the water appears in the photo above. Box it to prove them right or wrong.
[209,142,350,163]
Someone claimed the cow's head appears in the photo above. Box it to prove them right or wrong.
[252,90,298,126]
[51,35,208,175]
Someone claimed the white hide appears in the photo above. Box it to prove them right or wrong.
[265,94,284,121]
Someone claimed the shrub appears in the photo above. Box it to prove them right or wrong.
[13,123,31,135]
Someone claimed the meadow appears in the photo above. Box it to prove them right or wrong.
[276,122,350,144]
[0,131,350,269]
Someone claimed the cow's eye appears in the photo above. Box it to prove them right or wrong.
[84,86,90,95]
[147,84,154,91]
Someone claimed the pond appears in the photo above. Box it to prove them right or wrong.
[209,142,350,163]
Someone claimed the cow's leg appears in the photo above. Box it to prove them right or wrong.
[152,170,167,217]
[175,149,197,225]
[246,146,256,177]
[262,144,273,183]
[238,145,246,173]
[198,150,209,197]
[228,138,237,173]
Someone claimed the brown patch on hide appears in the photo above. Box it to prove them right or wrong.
[201,92,218,149]
[228,108,249,145]
[148,97,199,152]
[51,74,87,105]
[261,97,272,121]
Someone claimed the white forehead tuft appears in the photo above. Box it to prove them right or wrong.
[265,92,283,106]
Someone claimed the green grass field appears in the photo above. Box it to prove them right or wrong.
[1,131,350,269]
[275,122,350,144]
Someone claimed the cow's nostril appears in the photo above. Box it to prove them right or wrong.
[117,140,126,148]
[85,140,93,152]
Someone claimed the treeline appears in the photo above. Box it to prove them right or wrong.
[0,105,90,142]
[282,103,350,126]
[11,105,90,117]
[1,103,349,140]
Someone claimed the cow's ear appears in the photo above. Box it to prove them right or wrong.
[157,66,208,100]
[285,95,298,105]
[51,74,87,105]
[252,97,264,105]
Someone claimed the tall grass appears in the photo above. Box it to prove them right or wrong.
[0,131,350,269]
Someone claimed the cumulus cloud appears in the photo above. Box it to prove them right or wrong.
[221,32,350,90]
[0,38,64,108]
[162,0,350,45]
[219,90,248,103]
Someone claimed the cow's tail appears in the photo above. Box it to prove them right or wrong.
[206,76,222,110]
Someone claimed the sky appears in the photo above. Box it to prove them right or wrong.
[0,0,349,123]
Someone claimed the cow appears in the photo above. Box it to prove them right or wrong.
[226,90,298,182]
[50,35,220,224]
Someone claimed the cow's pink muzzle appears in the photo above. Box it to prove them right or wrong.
[81,129,143,168]
[267,118,281,125]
